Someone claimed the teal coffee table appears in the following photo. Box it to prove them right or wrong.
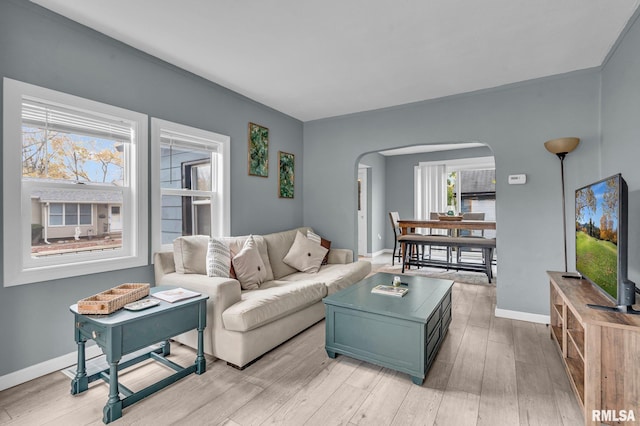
[323,272,452,385]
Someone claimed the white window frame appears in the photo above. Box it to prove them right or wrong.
[151,118,230,255]
[3,78,148,287]
[443,157,495,211]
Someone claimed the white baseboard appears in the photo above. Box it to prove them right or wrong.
[0,345,102,392]
[359,249,391,259]
[495,308,550,324]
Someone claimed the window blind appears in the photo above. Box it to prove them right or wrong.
[160,131,218,153]
[21,100,133,142]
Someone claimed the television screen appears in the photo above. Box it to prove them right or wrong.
[575,174,622,301]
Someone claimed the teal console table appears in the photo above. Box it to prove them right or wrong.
[323,272,452,385]
[69,286,208,424]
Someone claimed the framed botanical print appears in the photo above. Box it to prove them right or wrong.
[248,122,268,177]
[278,151,294,198]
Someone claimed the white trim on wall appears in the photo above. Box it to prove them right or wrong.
[418,155,495,171]
[494,307,550,324]
[370,249,387,257]
[0,345,102,392]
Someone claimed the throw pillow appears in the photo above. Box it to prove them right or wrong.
[223,235,274,282]
[283,231,329,273]
[232,235,267,290]
[173,235,209,274]
[206,237,231,278]
[307,230,332,265]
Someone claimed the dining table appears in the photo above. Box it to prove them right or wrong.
[397,218,497,280]
[398,219,496,235]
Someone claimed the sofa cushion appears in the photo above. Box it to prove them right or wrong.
[283,231,328,273]
[222,281,327,332]
[173,235,209,274]
[207,237,231,278]
[224,235,274,282]
[232,235,267,290]
[263,227,313,279]
[283,261,372,295]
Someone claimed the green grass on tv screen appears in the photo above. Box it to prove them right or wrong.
[576,231,617,299]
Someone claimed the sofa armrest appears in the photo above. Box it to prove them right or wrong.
[156,273,242,313]
[156,272,241,356]
[153,251,176,283]
[327,248,353,264]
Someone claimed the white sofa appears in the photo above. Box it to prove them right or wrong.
[153,226,371,368]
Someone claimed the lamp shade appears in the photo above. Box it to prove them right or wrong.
[544,137,580,155]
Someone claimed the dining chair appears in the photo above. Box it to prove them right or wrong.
[390,212,430,268]
[425,212,451,263]
[456,211,486,263]
[388,211,402,266]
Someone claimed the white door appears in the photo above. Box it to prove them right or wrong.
[358,167,368,256]
[109,205,122,232]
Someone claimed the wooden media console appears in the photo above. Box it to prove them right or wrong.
[548,272,640,425]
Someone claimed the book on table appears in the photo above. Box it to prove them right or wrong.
[371,285,408,297]
[152,287,201,303]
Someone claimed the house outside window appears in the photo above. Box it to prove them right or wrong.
[3,78,148,286]
[451,169,496,238]
[151,118,230,254]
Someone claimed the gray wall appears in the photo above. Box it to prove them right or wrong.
[359,153,386,254]
[601,11,640,285]
[0,0,303,376]
[304,71,602,317]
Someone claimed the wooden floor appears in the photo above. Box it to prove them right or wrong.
[0,280,583,425]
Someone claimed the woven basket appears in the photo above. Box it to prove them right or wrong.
[77,283,150,315]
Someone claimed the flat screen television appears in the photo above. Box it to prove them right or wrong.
[574,173,639,314]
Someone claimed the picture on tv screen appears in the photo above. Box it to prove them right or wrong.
[575,176,619,300]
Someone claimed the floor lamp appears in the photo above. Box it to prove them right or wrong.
[544,137,580,273]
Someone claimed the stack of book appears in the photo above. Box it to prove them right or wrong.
[371,285,408,297]
[153,287,201,303]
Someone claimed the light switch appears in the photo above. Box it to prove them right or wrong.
[508,174,527,185]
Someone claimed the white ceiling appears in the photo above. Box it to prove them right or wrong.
[31,0,640,122]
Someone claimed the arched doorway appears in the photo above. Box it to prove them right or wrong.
[356,141,497,283]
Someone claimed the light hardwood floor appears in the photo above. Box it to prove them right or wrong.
[0,280,583,425]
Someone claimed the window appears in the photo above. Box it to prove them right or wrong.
[3,78,148,286]
[450,168,496,239]
[151,118,230,254]
[48,203,93,226]
[181,159,213,236]
[414,156,496,237]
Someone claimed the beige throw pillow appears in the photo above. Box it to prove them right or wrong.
[173,235,209,274]
[232,235,267,290]
[283,231,329,273]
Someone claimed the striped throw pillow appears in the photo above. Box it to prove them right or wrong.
[206,237,231,278]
